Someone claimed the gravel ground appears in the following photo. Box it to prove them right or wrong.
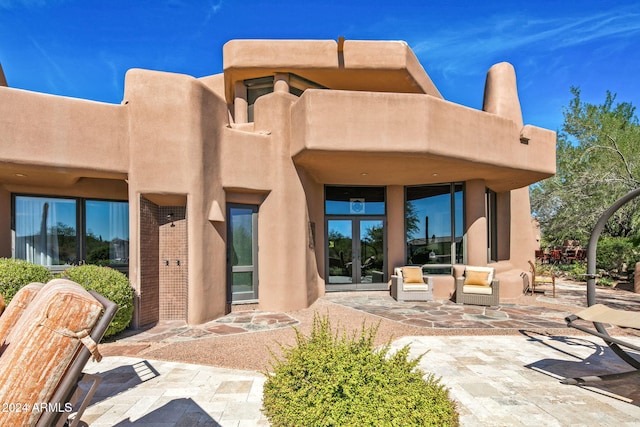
[107,293,591,372]
[129,298,425,371]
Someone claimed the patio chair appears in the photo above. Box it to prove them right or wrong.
[390,266,433,302]
[527,260,556,297]
[0,279,117,427]
[455,265,499,306]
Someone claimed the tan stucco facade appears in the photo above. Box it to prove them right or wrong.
[0,39,555,327]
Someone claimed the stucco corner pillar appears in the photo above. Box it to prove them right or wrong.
[233,81,248,124]
[465,180,488,266]
[508,186,536,270]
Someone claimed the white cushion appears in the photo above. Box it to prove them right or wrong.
[402,283,429,292]
[463,285,493,295]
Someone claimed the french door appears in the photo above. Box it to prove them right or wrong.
[227,204,258,302]
[326,218,385,290]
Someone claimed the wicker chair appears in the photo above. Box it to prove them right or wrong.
[455,266,499,306]
[390,266,433,302]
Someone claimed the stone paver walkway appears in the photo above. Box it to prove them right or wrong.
[391,334,640,426]
[76,280,640,426]
[113,311,299,346]
[79,356,268,426]
[324,292,572,330]
[78,334,640,426]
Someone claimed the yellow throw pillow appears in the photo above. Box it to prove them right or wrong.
[464,270,490,286]
[402,267,424,284]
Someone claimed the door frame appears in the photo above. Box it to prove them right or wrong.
[226,203,259,303]
[325,216,387,291]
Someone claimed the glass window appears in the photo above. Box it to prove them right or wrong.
[85,200,129,266]
[405,184,464,267]
[325,186,385,215]
[14,196,77,266]
[454,183,464,263]
[13,195,129,268]
[486,189,498,262]
[244,74,326,122]
[246,77,274,122]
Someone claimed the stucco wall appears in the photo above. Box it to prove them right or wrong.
[0,87,128,178]
[250,90,320,311]
[124,69,229,325]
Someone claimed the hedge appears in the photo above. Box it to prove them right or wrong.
[0,258,53,304]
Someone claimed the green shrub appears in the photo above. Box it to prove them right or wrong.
[597,237,637,272]
[262,314,459,427]
[596,276,615,287]
[0,258,52,304]
[556,262,587,281]
[60,265,134,338]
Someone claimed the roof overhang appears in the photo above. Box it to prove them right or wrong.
[222,39,442,103]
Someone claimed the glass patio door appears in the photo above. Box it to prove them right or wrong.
[227,204,258,302]
[327,218,385,289]
[359,219,384,284]
[327,220,354,284]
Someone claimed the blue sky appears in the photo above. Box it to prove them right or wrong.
[0,0,639,132]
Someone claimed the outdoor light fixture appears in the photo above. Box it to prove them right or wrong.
[167,213,175,227]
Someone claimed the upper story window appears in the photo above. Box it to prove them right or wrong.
[13,195,129,270]
[244,74,325,122]
[246,77,275,122]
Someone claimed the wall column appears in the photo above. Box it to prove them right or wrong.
[233,81,248,124]
[465,179,488,266]
[387,185,405,273]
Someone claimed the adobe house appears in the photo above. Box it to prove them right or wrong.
[0,39,555,328]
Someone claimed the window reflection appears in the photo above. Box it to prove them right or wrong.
[14,196,77,266]
[14,195,129,268]
[86,200,129,266]
[405,184,464,266]
[325,186,386,215]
